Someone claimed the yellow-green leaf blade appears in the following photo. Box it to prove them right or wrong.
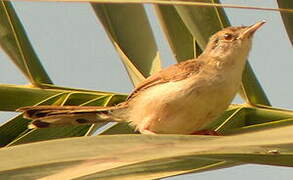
[241,63,270,106]
[277,0,293,45]
[2,126,293,179]
[154,5,196,62]
[0,84,126,146]
[91,4,162,85]
[0,1,52,85]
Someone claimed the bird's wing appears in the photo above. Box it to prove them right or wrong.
[127,58,203,101]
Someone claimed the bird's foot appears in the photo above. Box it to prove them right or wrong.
[190,130,220,136]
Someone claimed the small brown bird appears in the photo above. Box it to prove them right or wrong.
[18,21,265,135]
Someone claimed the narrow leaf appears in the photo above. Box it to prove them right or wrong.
[241,63,270,106]
[2,126,293,179]
[0,84,126,145]
[91,3,162,85]
[277,0,293,45]
[81,157,238,180]
[0,1,52,85]
[154,5,195,61]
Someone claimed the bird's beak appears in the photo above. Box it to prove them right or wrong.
[238,21,266,39]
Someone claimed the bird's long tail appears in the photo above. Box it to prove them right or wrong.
[17,105,126,129]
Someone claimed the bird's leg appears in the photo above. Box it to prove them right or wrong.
[190,130,220,136]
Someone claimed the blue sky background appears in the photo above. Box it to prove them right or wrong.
[0,0,293,179]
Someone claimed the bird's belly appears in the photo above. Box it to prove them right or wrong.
[128,76,240,134]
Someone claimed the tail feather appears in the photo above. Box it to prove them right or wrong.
[17,105,126,129]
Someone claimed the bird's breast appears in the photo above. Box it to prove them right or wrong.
[127,68,242,134]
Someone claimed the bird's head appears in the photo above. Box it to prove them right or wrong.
[203,21,266,60]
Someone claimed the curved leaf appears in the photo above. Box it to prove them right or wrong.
[92,3,162,85]
[0,1,52,85]
[0,84,126,146]
[1,126,293,179]
[277,0,293,45]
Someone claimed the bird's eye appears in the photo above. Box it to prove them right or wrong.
[223,33,233,40]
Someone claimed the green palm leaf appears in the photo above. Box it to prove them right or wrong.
[1,126,293,179]
[0,1,52,85]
